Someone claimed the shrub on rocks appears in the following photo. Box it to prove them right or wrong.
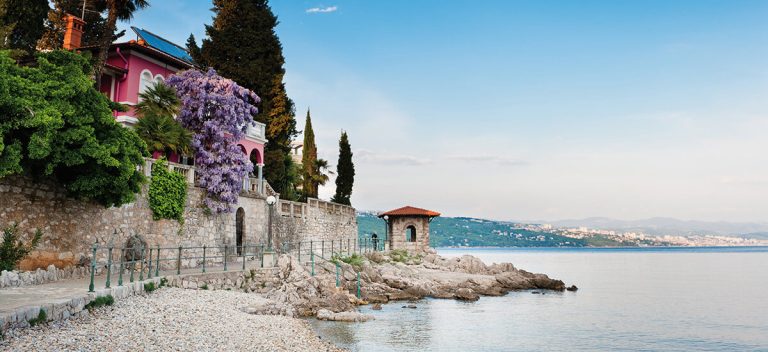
[1,223,42,271]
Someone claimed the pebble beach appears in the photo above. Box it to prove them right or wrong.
[1,288,343,352]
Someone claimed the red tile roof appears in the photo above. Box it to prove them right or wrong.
[379,206,441,218]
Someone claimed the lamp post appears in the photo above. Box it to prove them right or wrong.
[383,215,389,251]
[266,195,276,250]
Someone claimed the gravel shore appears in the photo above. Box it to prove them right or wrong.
[1,288,343,352]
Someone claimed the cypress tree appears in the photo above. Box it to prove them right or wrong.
[198,0,298,197]
[0,0,49,55]
[331,131,355,206]
[301,109,317,198]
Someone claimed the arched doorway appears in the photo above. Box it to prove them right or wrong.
[236,208,245,255]
[250,149,262,166]
[406,225,417,242]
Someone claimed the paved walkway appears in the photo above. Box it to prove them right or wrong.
[0,262,259,315]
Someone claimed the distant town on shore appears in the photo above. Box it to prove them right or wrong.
[357,212,768,247]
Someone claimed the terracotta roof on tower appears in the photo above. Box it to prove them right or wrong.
[378,206,441,218]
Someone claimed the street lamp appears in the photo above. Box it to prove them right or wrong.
[383,215,389,251]
[266,195,276,250]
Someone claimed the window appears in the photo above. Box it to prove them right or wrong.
[138,70,154,101]
[406,226,417,242]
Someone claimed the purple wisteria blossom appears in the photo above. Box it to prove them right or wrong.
[167,69,260,213]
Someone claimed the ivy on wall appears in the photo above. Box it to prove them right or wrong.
[148,159,187,223]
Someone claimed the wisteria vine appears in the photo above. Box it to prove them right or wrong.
[167,69,260,213]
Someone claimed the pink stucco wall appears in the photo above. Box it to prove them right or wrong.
[99,44,265,162]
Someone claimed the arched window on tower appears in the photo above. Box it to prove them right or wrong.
[138,70,154,102]
[406,225,417,242]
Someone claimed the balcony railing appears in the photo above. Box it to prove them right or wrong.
[245,121,267,141]
[140,157,274,197]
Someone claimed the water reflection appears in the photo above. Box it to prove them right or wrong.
[309,247,768,351]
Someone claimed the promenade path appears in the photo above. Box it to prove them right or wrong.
[0,262,259,326]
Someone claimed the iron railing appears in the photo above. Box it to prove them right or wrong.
[86,238,383,296]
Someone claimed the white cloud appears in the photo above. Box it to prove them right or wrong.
[356,149,432,166]
[306,6,338,14]
[446,155,529,167]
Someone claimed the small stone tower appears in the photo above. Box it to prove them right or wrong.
[379,206,440,252]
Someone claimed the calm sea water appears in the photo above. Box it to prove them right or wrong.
[309,247,768,351]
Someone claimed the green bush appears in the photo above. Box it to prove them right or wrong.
[85,295,115,310]
[144,281,157,293]
[330,253,365,268]
[390,249,421,264]
[0,50,148,207]
[200,283,209,290]
[0,223,42,271]
[159,277,168,287]
[148,158,187,222]
[28,309,47,327]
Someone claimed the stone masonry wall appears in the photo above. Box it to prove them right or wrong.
[388,216,431,252]
[0,176,357,272]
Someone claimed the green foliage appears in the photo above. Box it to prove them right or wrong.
[200,283,209,290]
[28,309,47,327]
[134,82,190,157]
[200,0,298,195]
[331,131,354,206]
[389,249,420,263]
[144,281,156,293]
[0,50,148,207]
[330,253,365,268]
[85,295,115,310]
[39,0,110,51]
[0,223,42,271]
[266,151,301,201]
[148,158,187,222]
[159,277,168,287]
[301,109,317,198]
[0,0,49,55]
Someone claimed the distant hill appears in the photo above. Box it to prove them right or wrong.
[358,212,594,247]
[534,217,768,238]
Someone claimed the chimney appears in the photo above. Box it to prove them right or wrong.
[63,15,86,50]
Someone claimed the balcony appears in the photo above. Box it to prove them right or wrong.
[245,121,267,143]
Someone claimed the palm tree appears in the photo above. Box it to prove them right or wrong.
[134,82,191,157]
[306,158,333,198]
[135,81,180,117]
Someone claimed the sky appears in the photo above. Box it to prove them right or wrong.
[117,0,768,222]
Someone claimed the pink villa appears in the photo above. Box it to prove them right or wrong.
[64,15,268,192]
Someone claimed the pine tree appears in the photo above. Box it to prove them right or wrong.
[331,131,355,206]
[0,0,49,55]
[199,0,298,197]
[301,109,317,198]
[185,34,203,66]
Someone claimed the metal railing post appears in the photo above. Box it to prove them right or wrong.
[331,240,335,257]
[321,240,325,258]
[335,262,340,287]
[105,247,113,288]
[147,247,153,279]
[298,241,301,263]
[357,272,361,298]
[129,247,136,283]
[176,246,182,275]
[202,245,206,273]
[311,250,315,276]
[118,248,124,286]
[155,245,160,277]
[88,242,97,292]
[242,244,246,271]
[224,244,228,271]
[139,247,145,281]
[347,239,350,256]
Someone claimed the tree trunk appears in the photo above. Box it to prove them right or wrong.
[92,4,118,84]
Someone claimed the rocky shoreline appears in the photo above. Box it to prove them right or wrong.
[247,249,572,320]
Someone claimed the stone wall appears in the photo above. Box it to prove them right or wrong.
[388,216,431,252]
[0,176,357,271]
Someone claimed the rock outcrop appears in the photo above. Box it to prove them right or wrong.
[249,250,570,320]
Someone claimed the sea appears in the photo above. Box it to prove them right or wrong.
[308,246,768,351]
